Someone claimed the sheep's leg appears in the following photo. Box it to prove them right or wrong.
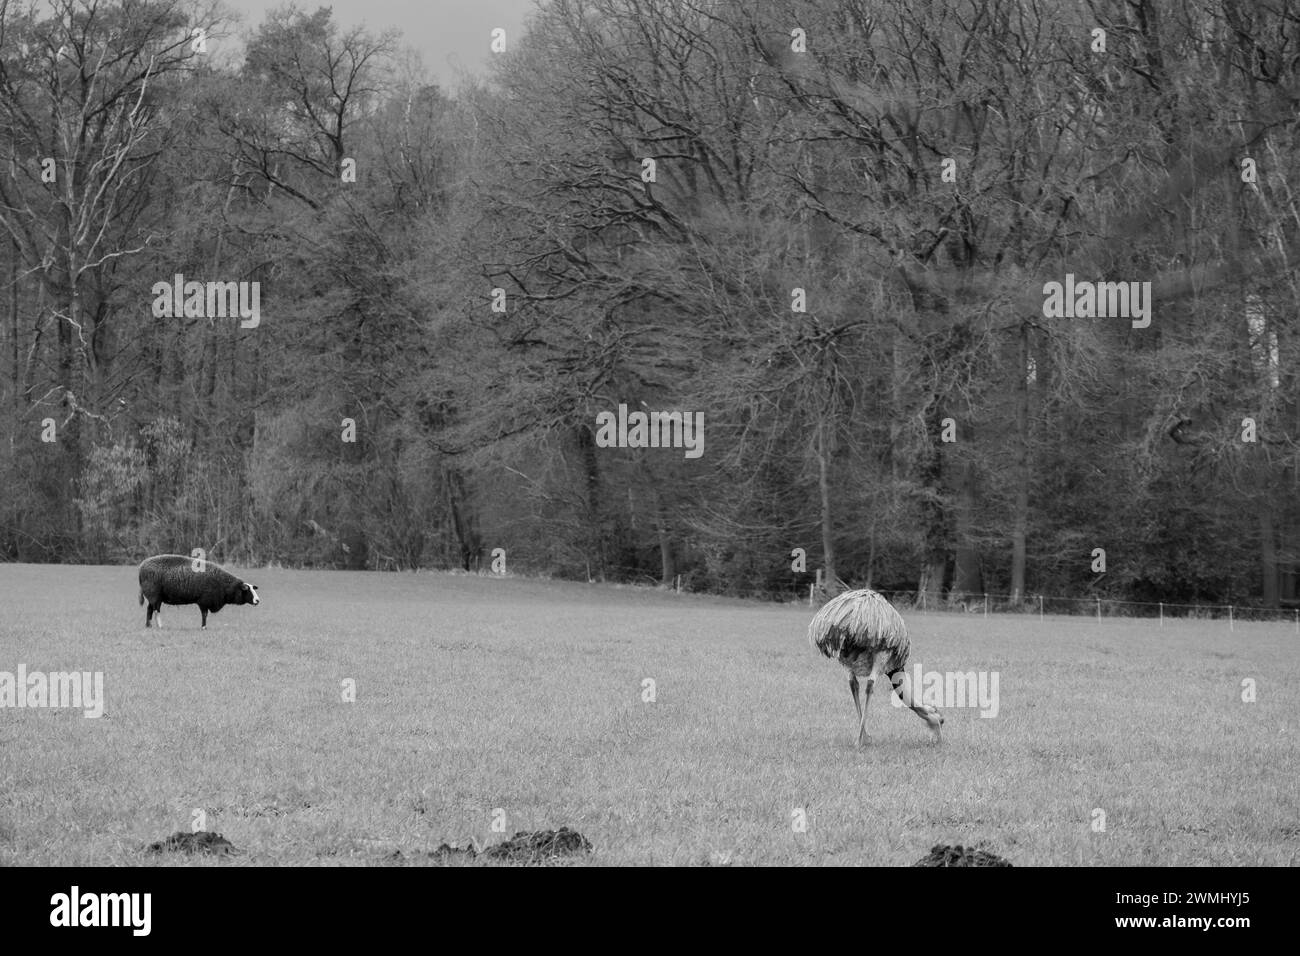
[200,607,208,629]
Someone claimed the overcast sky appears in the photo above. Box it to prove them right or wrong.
[218,0,540,91]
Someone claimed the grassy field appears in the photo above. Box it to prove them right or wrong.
[1,562,1297,866]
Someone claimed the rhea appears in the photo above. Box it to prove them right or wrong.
[808,588,943,746]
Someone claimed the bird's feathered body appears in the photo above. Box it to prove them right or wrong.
[809,587,911,677]
[808,588,943,746]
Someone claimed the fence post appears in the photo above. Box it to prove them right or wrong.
[1096,596,1101,623]
[984,593,988,618]
[1229,605,1234,632]
[808,583,814,607]
[1159,602,1163,627]
[1039,594,1043,623]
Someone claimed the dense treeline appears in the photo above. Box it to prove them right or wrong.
[2,0,1300,606]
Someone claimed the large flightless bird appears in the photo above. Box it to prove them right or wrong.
[808,588,943,746]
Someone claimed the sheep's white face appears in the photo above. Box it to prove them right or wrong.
[244,583,260,606]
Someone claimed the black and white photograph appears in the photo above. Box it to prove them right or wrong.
[0,0,1293,930]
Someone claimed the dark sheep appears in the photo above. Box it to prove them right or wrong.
[138,554,260,629]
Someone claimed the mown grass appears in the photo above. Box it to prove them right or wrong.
[1,563,1297,865]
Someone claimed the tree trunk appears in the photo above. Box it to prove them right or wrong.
[1259,506,1278,607]
[59,266,83,556]
[817,413,836,585]
[446,467,480,570]
[656,515,675,586]
[864,518,877,590]
[9,238,18,423]
[341,523,369,570]
[919,557,947,606]
[577,424,605,580]
[952,457,982,599]
[1010,320,1030,604]
[917,395,948,606]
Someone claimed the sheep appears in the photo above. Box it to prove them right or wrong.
[138,554,260,629]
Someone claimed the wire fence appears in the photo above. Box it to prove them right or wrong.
[849,588,1300,631]
[454,551,1300,631]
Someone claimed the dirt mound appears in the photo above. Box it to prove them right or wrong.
[427,841,478,860]
[482,827,592,862]
[913,843,1012,867]
[146,830,238,856]
[393,828,593,865]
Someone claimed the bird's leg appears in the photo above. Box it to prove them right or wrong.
[849,674,862,747]
[892,669,943,743]
[858,664,878,747]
